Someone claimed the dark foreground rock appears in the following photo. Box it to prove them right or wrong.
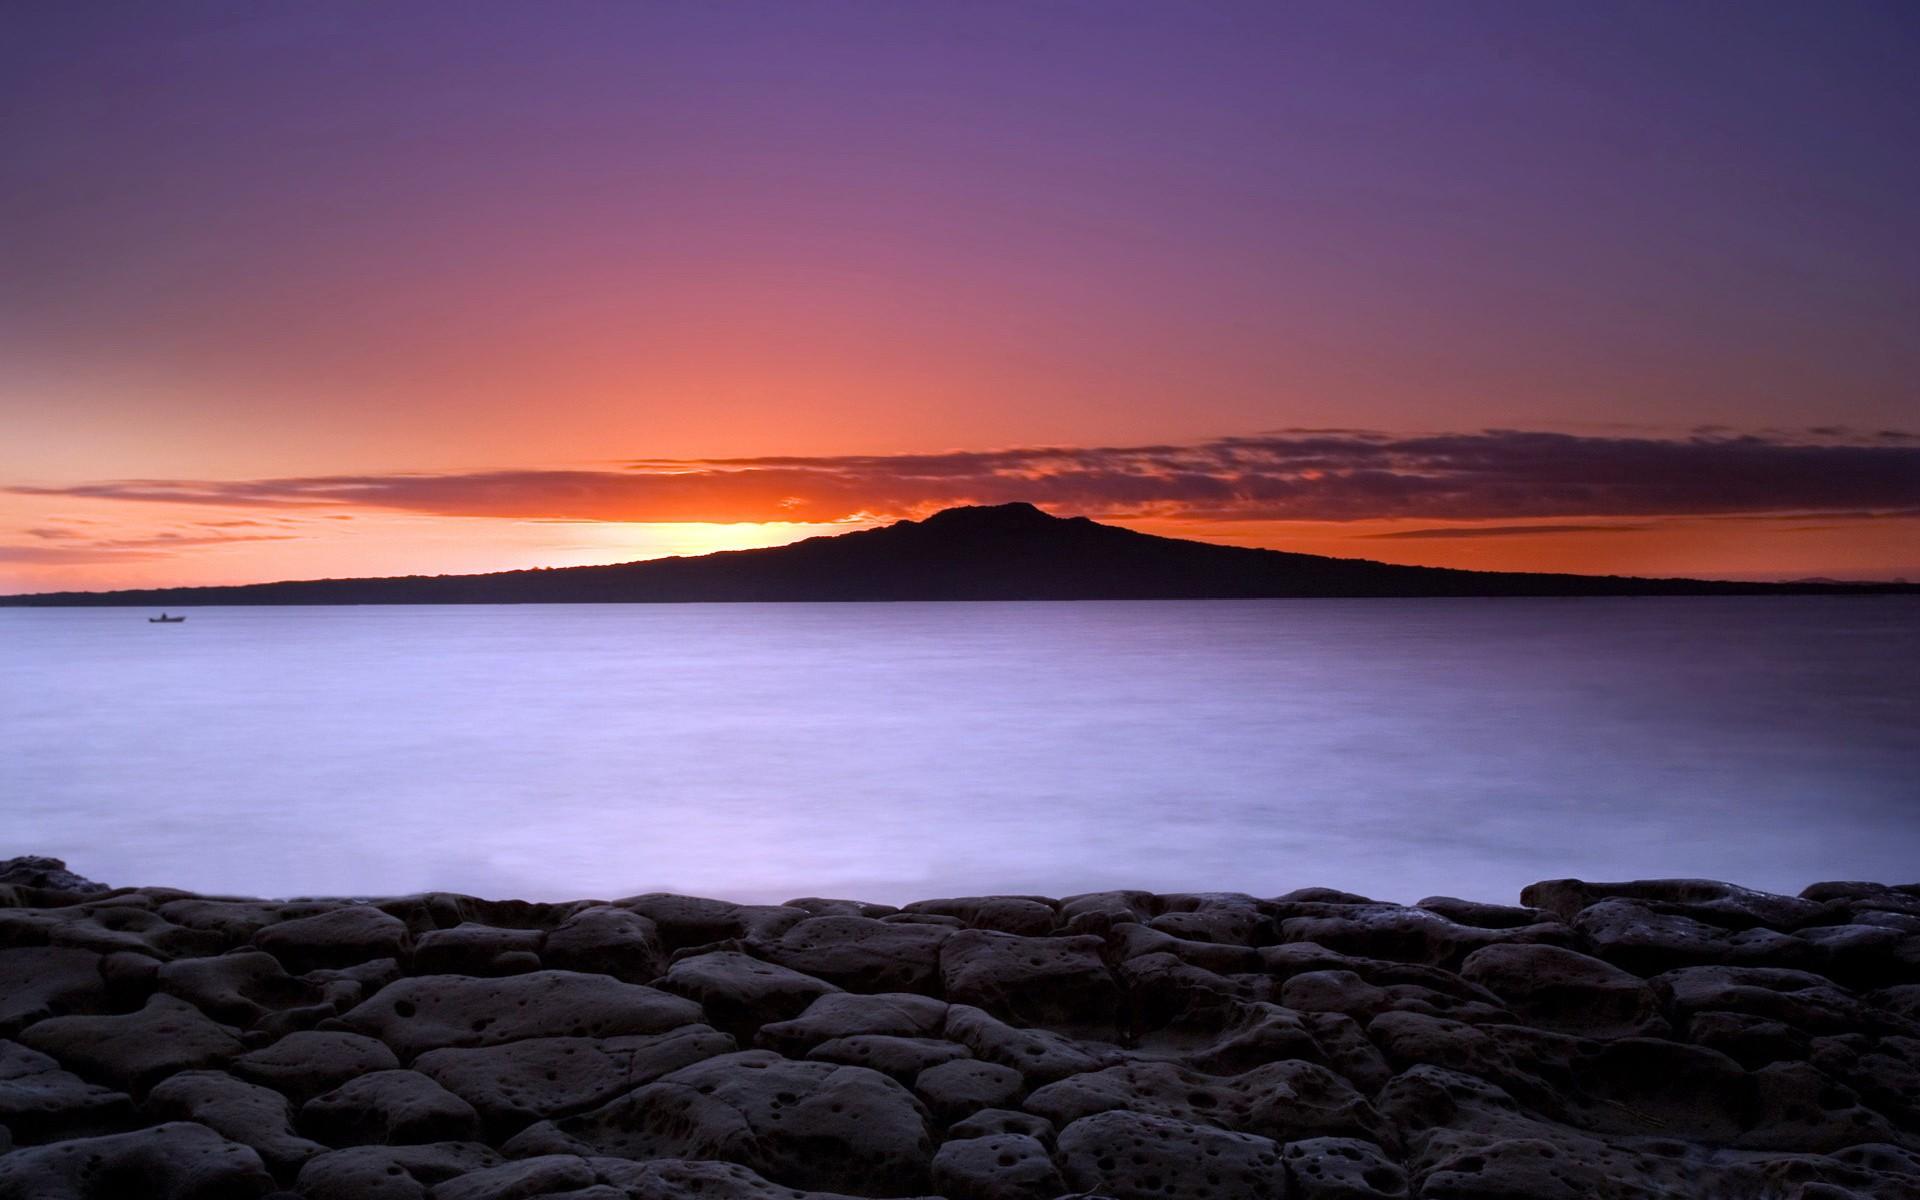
[1,859,1917,1199]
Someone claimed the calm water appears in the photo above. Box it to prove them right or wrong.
[4,599,1917,906]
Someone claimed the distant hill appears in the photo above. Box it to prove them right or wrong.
[4,503,1916,605]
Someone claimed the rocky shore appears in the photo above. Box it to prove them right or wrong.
[1,858,1916,1199]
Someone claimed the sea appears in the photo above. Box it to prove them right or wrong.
[4,598,1917,906]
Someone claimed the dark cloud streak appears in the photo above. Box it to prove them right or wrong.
[11,430,1920,527]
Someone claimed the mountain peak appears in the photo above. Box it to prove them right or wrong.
[915,501,1062,529]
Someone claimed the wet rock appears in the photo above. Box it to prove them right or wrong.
[938,930,1119,1029]
[0,948,106,1037]
[807,1035,970,1080]
[231,1030,401,1103]
[505,1050,934,1194]
[414,1026,735,1137]
[1686,1010,1813,1068]
[253,906,411,973]
[412,925,545,977]
[336,970,701,1058]
[146,1069,324,1176]
[1283,1137,1407,1199]
[1458,944,1668,1038]
[0,903,223,960]
[660,951,839,1038]
[755,916,951,994]
[433,1154,873,1200]
[0,1121,274,1200]
[1740,1060,1911,1152]
[0,1040,131,1143]
[930,1133,1063,1200]
[756,992,949,1056]
[1028,1059,1393,1148]
[901,897,1057,937]
[294,1142,503,1200]
[1280,906,1568,969]
[1055,1109,1287,1200]
[302,1069,481,1145]
[539,906,664,983]
[912,1057,1023,1121]
[19,992,244,1091]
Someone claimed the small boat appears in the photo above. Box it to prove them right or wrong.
[149,613,185,623]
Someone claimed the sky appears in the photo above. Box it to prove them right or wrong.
[3,0,1916,591]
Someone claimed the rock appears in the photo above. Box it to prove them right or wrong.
[0,1121,274,1200]
[0,903,223,960]
[1572,898,1740,974]
[232,1030,402,1103]
[412,925,545,977]
[539,906,665,983]
[1280,906,1566,969]
[505,1050,934,1194]
[0,858,106,892]
[294,1142,504,1200]
[940,1004,1115,1085]
[1416,897,1549,930]
[1029,1059,1394,1148]
[912,1057,1023,1121]
[937,930,1119,1029]
[755,916,952,994]
[659,951,839,1038]
[1283,1137,1408,1199]
[0,1040,132,1143]
[432,1155,872,1200]
[19,993,244,1091]
[156,951,317,1027]
[1652,965,1865,1033]
[756,992,950,1056]
[413,1026,734,1137]
[146,1069,324,1176]
[930,1133,1064,1200]
[0,948,106,1037]
[252,906,410,973]
[301,1069,482,1145]
[807,1035,970,1081]
[1522,877,1835,930]
[1055,1109,1288,1200]
[948,1108,1054,1142]
[1458,944,1668,1039]
[612,895,806,952]
[336,970,701,1058]
[902,898,1057,937]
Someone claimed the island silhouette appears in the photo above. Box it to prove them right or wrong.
[3,503,1914,606]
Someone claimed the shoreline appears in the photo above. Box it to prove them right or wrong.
[2,858,1917,1198]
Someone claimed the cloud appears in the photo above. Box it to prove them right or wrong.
[11,428,1920,527]
[1366,523,1655,540]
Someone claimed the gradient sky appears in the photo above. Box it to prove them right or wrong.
[3,0,1916,590]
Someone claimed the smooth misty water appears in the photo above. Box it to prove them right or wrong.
[4,598,1917,905]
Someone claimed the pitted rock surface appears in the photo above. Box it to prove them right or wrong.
[1,863,1916,1198]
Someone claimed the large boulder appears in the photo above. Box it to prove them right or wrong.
[755,916,952,994]
[231,1030,401,1103]
[413,1026,734,1137]
[336,970,701,1058]
[18,993,244,1091]
[540,906,665,983]
[504,1050,935,1194]
[930,1133,1063,1200]
[0,1121,274,1200]
[0,948,107,1037]
[1458,944,1668,1039]
[937,931,1120,1029]
[145,1069,324,1175]
[0,1040,131,1143]
[756,992,948,1056]
[659,951,839,1038]
[252,905,411,972]
[1055,1109,1288,1200]
[301,1069,482,1145]
[293,1142,503,1200]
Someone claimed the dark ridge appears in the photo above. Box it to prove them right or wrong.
[3,502,1916,606]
